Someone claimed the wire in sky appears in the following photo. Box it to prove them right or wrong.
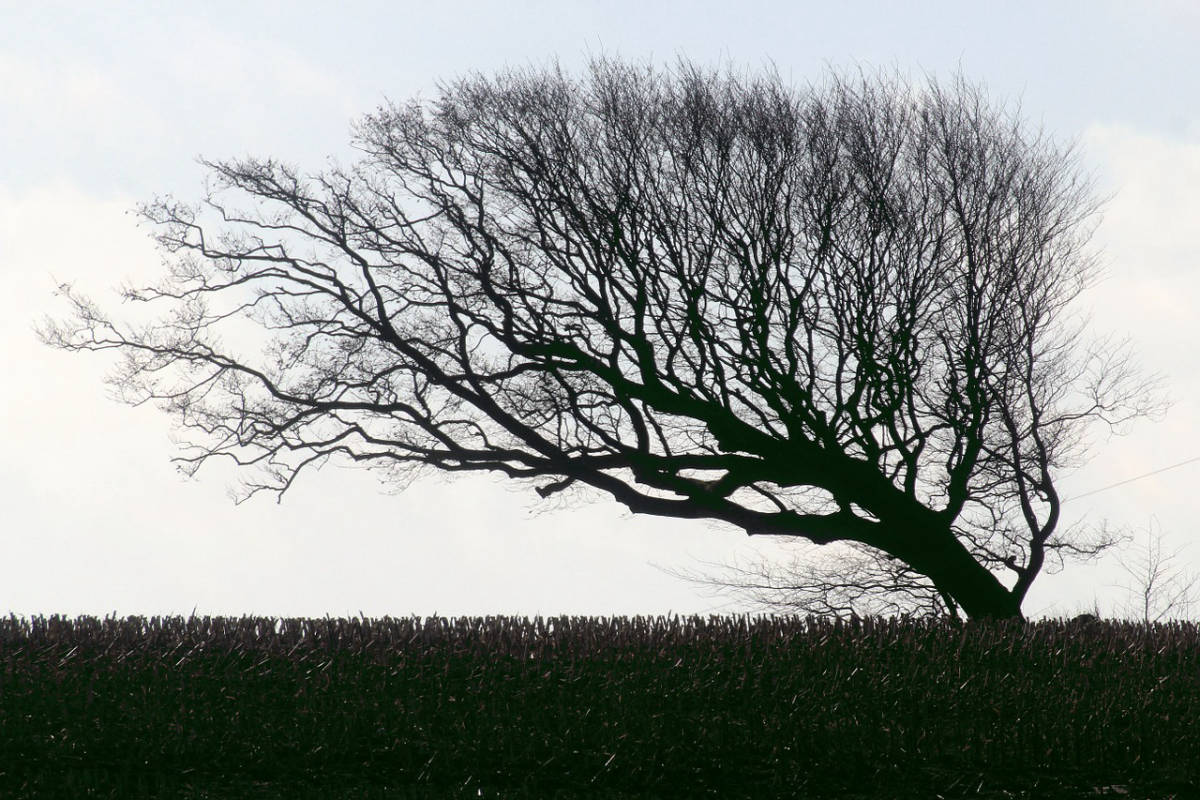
[1063,455,1200,503]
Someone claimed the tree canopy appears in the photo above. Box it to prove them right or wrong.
[45,59,1155,619]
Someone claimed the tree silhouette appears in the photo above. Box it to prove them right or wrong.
[1115,520,1198,622]
[44,59,1156,619]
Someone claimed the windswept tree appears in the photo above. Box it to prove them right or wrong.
[44,59,1154,620]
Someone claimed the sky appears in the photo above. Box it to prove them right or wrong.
[3,0,1199,621]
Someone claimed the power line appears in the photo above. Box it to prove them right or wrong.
[1064,455,1200,503]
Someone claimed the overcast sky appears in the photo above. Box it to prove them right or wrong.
[4,1,1199,621]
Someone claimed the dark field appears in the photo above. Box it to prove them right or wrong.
[0,613,1196,797]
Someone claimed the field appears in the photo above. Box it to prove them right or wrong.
[0,613,1196,797]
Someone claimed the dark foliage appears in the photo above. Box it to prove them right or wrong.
[0,614,1195,797]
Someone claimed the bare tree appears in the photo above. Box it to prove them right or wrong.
[660,540,962,619]
[1114,520,1198,622]
[670,518,1119,622]
[43,59,1156,620]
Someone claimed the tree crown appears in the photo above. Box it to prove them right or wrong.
[44,59,1155,619]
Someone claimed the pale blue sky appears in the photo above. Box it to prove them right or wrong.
[3,1,1199,619]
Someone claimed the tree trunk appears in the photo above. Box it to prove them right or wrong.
[932,558,1023,620]
[884,515,1024,620]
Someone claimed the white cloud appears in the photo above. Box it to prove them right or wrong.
[1080,124,1200,379]
[1,182,752,619]
[0,20,363,195]
[6,19,1200,620]
[1085,124,1200,271]
[1026,124,1200,617]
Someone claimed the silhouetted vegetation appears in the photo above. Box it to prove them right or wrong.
[1,613,1195,797]
[43,58,1159,620]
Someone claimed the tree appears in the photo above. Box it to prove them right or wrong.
[660,539,970,620]
[43,59,1155,620]
[1114,519,1198,622]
